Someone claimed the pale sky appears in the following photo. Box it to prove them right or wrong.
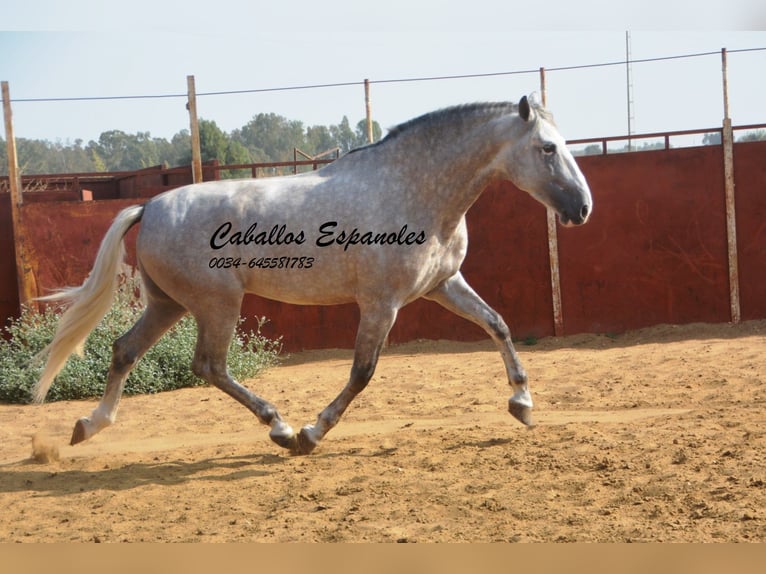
[1,1,765,145]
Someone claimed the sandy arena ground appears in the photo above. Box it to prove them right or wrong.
[1,320,765,542]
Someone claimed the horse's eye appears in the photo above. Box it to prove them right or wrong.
[542,143,557,155]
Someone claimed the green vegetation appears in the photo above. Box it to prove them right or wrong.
[0,113,383,176]
[0,272,281,404]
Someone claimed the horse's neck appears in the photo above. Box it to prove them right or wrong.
[394,123,506,231]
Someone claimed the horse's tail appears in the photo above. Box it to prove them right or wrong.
[31,204,145,403]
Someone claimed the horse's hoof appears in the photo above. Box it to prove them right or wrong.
[269,429,298,452]
[269,420,296,450]
[294,427,318,455]
[508,400,536,427]
[70,419,88,445]
[268,424,317,455]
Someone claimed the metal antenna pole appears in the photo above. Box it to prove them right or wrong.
[626,31,635,151]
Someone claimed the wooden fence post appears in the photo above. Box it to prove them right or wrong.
[187,75,203,184]
[721,48,741,324]
[539,68,564,336]
[364,79,373,144]
[2,81,38,309]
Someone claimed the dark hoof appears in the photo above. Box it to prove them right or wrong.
[508,400,536,427]
[269,427,317,455]
[70,419,88,445]
[269,430,298,452]
[294,428,318,456]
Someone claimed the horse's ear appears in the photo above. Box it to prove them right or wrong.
[519,96,531,122]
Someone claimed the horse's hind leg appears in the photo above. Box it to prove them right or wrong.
[189,301,295,449]
[292,302,398,455]
[424,272,534,426]
[71,296,187,445]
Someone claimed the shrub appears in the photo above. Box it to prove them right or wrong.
[0,272,282,404]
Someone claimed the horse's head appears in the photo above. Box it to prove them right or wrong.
[500,95,592,226]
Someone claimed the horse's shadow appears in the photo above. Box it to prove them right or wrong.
[445,436,514,451]
[0,443,406,496]
[0,451,285,496]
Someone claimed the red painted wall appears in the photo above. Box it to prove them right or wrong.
[0,195,18,328]
[734,140,766,321]
[18,200,141,297]
[559,146,731,334]
[2,141,765,352]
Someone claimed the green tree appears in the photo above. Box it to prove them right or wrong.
[353,119,383,149]
[16,138,58,173]
[738,129,766,142]
[90,148,107,172]
[0,112,382,178]
[305,125,337,156]
[573,144,604,156]
[703,132,722,145]
[169,130,192,166]
[194,119,252,177]
[61,139,98,172]
[86,130,163,171]
[233,113,306,162]
[331,116,356,154]
[198,119,228,163]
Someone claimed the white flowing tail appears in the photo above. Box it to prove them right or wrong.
[32,204,145,403]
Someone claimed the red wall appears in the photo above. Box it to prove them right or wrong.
[2,141,765,351]
[18,200,141,296]
[559,145,731,334]
[0,195,18,328]
[734,140,766,321]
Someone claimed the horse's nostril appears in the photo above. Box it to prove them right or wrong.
[580,205,590,220]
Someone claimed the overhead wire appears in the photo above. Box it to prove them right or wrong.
[9,46,766,104]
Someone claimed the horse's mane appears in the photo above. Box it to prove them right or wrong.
[384,102,517,140]
[347,100,550,156]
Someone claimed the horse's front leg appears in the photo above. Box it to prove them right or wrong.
[293,303,398,455]
[424,272,534,427]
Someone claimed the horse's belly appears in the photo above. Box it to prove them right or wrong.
[225,243,360,305]
[243,271,358,306]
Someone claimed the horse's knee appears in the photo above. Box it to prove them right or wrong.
[488,314,511,342]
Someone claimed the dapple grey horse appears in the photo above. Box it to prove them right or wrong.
[34,96,592,455]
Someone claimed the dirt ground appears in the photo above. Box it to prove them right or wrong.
[1,320,765,543]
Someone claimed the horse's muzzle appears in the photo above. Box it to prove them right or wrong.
[559,203,592,227]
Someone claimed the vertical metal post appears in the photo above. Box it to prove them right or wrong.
[721,48,740,323]
[539,69,564,336]
[2,81,38,308]
[187,75,203,183]
[364,79,373,144]
[626,31,634,152]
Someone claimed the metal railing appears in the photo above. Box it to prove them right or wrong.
[568,123,766,155]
